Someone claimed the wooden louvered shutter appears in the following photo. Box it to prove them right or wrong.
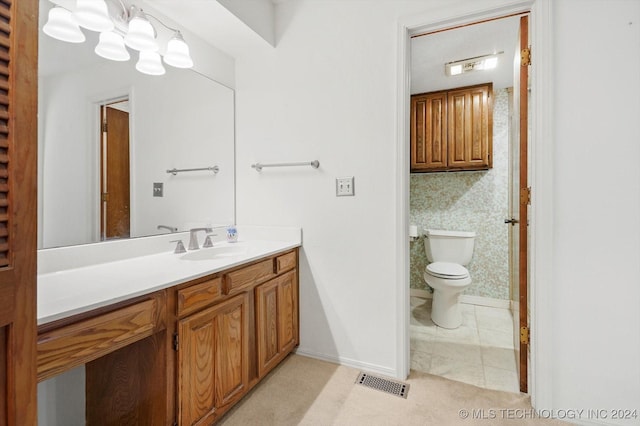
[0,1,10,267]
[0,0,38,425]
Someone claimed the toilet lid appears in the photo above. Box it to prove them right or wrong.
[426,262,469,279]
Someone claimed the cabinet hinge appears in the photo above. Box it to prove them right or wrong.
[520,326,530,345]
[521,47,532,66]
[173,332,179,351]
[520,187,531,206]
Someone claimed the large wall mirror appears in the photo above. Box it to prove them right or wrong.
[37,0,235,249]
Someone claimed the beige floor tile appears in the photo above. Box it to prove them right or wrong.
[484,365,520,393]
[476,311,514,333]
[479,328,515,349]
[475,305,512,319]
[431,341,483,366]
[436,323,480,344]
[410,350,432,373]
[410,336,434,353]
[410,325,436,341]
[481,345,518,371]
[429,354,485,388]
[410,298,519,394]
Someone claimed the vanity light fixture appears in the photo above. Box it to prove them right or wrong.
[445,51,503,76]
[43,0,194,76]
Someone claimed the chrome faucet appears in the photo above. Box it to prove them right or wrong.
[188,227,213,250]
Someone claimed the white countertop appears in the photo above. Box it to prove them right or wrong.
[38,227,301,326]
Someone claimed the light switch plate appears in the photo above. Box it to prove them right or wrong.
[153,182,163,197]
[336,177,355,197]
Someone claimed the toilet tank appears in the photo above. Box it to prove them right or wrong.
[423,229,476,265]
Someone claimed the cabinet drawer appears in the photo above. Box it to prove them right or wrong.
[177,277,223,317]
[225,259,274,295]
[37,293,164,382]
[275,251,296,274]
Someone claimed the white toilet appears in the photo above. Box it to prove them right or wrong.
[423,229,476,329]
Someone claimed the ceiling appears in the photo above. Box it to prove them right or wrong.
[141,0,274,58]
[411,15,522,94]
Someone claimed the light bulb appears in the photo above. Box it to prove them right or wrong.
[95,31,130,62]
[136,51,165,75]
[163,32,193,68]
[75,0,114,32]
[124,10,158,52]
[43,6,85,44]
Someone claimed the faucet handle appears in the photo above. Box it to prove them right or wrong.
[170,240,186,254]
[203,233,217,248]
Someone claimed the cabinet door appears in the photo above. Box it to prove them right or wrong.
[178,304,217,426]
[447,84,493,169]
[178,294,249,426]
[255,271,298,378]
[411,91,447,171]
[214,293,249,408]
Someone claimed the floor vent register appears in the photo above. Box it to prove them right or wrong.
[355,372,410,399]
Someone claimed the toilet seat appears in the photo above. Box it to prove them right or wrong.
[426,262,469,279]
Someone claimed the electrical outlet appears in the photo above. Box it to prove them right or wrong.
[336,177,355,197]
[153,182,163,197]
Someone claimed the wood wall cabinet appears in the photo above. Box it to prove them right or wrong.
[411,83,493,172]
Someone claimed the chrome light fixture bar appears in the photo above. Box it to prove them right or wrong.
[43,0,194,76]
[445,51,503,76]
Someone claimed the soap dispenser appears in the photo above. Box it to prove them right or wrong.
[226,225,238,243]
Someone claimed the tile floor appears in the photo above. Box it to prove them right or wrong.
[410,296,520,393]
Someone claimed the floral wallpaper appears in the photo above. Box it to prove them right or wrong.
[409,88,511,300]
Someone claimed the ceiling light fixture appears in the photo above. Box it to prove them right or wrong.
[445,52,503,76]
[43,0,194,75]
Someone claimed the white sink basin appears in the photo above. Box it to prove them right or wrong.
[180,244,248,261]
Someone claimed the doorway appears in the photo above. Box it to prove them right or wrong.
[405,13,530,393]
[100,99,131,241]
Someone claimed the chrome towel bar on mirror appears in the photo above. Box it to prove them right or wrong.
[166,166,219,175]
[251,160,320,172]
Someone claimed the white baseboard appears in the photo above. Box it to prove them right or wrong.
[294,348,399,379]
[410,288,511,309]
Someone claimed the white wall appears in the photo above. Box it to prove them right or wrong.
[235,0,640,423]
[549,0,640,423]
[235,0,519,376]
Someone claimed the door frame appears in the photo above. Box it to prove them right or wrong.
[89,89,134,242]
[395,0,555,408]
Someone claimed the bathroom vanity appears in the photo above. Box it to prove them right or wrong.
[37,230,300,425]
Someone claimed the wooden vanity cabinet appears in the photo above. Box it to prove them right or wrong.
[175,248,299,425]
[411,83,493,172]
[36,248,299,426]
[177,292,249,426]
